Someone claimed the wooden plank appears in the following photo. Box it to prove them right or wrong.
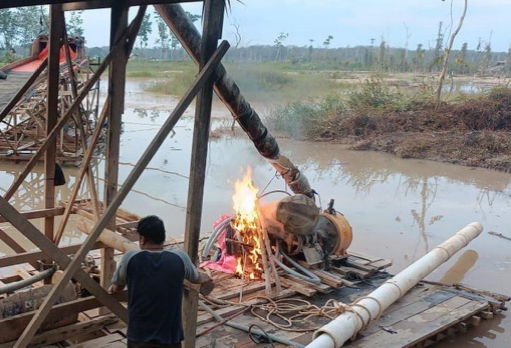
[349,296,488,348]
[197,288,295,326]
[0,242,106,268]
[0,315,118,348]
[182,3,225,347]
[284,274,332,293]
[280,278,317,297]
[0,207,65,223]
[0,288,127,344]
[360,290,456,336]
[43,5,64,271]
[310,269,344,288]
[61,0,198,11]
[208,279,268,300]
[67,333,124,348]
[100,1,129,307]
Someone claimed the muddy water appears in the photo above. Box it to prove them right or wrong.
[1,80,510,347]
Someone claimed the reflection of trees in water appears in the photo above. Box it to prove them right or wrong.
[407,176,443,258]
[133,108,163,123]
[0,160,103,212]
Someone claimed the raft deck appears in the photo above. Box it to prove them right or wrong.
[6,253,504,348]
[0,204,508,348]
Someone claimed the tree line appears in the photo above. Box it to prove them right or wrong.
[2,6,509,77]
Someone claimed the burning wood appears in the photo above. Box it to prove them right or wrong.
[231,168,264,280]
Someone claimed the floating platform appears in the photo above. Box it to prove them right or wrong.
[1,248,507,348]
[0,201,508,348]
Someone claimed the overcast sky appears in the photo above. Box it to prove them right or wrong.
[79,0,511,52]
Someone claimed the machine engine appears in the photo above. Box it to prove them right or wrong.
[260,194,353,265]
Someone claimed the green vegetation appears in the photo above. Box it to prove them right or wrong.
[128,59,347,102]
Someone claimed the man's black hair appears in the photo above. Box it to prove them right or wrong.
[137,215,166,244]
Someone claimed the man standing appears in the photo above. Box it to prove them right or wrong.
[110,215,213,348]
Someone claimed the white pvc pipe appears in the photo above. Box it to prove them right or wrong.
[306,222,483,348]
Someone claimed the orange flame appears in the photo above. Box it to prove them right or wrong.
[231,167,263,280]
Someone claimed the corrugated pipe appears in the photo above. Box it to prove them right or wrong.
[306,222,483,348]
[0,265,57,295]
[154,4,312,197]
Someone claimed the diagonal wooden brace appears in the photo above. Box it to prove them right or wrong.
[12,40,230,348]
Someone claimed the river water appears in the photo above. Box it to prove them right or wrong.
[0,80,510,347]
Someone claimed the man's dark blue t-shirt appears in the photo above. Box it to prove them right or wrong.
[112,249,199,344]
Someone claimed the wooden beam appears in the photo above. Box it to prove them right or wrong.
[43,4,64,279]
[1,315,119,348]
[0,242,106,268]
[61,0,198,11]
[182,1,224,347]
[12,39,229,348]
[0,0,199,10]
[0,291,127,339]
[0,195,129,347]
[101,0,129,295]
[0,207,65,223]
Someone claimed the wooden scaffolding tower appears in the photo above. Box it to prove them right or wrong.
[0,0,228,347]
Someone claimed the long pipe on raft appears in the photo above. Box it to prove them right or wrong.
[306,222,483,348]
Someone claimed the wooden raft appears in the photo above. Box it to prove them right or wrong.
[31,252,508,348]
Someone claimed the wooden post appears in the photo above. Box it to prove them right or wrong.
[183,1,224,347]
[43,4,64,279]
[100,0,129,298]
[12,40,229,348]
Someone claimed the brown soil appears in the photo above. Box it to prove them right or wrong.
[328,87,511,173]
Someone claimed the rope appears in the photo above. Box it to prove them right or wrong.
[200,293,378,336]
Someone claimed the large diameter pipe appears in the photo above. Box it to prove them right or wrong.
[307,222,483,348]
[154,4,312,197]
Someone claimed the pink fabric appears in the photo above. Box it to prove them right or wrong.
[200,214,237,273]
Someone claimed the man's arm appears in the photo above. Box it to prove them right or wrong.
[108,283,125,294]
[174,250,215,295]
[109,250,138,293]
[192,271,212,284]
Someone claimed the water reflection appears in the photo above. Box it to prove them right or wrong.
[439,250,479,285]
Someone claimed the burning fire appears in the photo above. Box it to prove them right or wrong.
[231,168,263,280]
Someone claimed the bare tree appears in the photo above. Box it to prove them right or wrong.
[436,0,468,106]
